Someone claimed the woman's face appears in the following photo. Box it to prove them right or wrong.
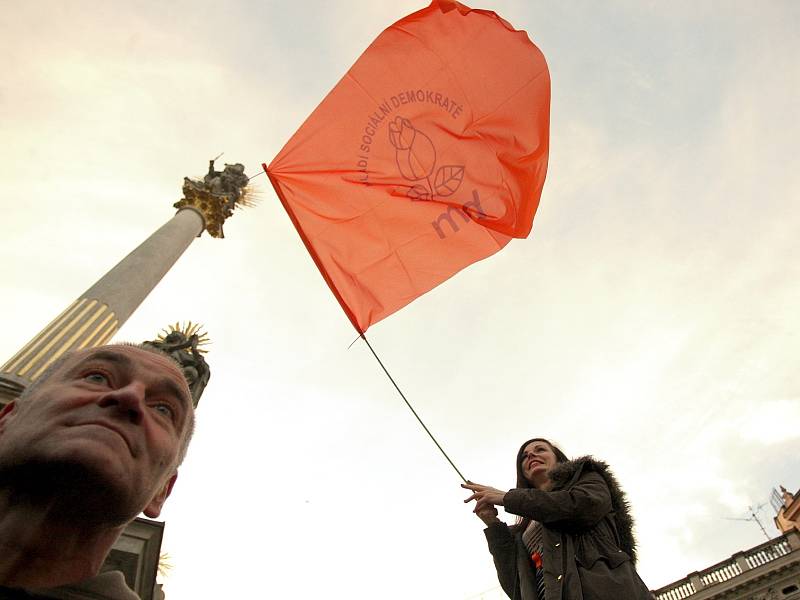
[521,440,558,486]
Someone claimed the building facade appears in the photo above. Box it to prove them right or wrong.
[653,487,800,600]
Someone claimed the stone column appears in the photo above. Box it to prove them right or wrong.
[0,208,204,403]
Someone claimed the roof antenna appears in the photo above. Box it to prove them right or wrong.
[724,502,771,541]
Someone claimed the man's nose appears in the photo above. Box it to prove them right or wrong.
[96,381,145,425]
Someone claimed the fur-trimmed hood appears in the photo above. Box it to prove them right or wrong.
[547,456,639,564]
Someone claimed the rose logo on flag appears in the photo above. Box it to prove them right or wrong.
[388,116,464,202]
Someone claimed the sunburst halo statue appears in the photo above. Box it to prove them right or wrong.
[143,322,211,406]
[157,321,210,353]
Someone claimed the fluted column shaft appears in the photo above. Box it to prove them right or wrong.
[0,208,204,402]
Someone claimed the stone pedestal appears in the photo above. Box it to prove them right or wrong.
[105,518,165,600]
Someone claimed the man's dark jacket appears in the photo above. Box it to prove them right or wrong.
[484,456,653,600]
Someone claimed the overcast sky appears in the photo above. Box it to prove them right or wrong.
[1,1,799,599]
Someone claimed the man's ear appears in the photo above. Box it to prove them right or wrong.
[143,472,178,518]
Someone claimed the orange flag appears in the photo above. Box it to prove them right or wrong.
[266,0,550,333]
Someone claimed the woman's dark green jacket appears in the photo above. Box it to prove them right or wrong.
[483,457,653,600]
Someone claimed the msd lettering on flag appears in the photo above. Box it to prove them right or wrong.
[266,0,550,333]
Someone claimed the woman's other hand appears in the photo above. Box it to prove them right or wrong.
[462,481,506,523]
[475,504,500,525]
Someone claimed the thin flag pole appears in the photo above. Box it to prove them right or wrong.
[360,333,467,483]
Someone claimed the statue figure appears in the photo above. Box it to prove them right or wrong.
[178,158,250,238]
[205,161,248,201]
[143,328,210,406]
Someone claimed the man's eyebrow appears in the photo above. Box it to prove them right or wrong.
[75,350,134,370]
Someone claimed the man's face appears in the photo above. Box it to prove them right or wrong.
[0,345,193,523]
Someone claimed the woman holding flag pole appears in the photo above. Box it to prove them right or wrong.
[463,438,652,600]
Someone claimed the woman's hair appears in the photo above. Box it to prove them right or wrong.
[513,438,568,531]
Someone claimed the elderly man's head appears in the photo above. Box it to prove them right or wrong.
[0,344,195,526]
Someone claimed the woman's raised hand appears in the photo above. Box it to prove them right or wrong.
[462,481,507,523]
